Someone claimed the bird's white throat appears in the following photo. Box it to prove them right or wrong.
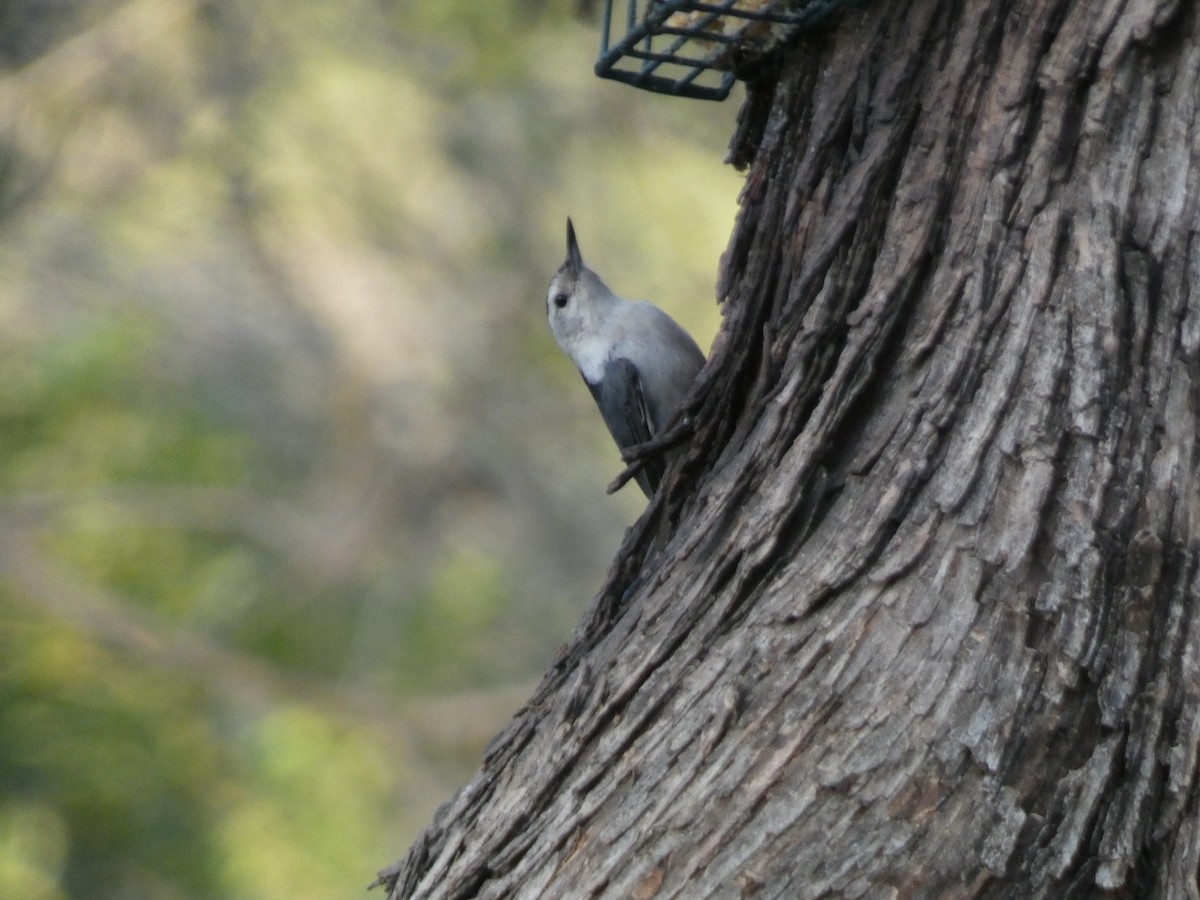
[568,331,614,384]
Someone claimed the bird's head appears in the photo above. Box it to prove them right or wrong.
[547,218,616,349]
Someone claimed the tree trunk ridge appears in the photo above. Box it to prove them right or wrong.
[378,0,1200,896]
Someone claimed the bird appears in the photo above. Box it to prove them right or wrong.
[547,218,706,497]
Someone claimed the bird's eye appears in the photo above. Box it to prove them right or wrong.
[554,292,569,309]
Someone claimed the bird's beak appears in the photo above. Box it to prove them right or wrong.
[566,217,583,273]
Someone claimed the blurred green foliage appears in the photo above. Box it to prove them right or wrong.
[0,0,742,896]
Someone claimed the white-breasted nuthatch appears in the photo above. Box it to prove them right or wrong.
[547,219,705,497]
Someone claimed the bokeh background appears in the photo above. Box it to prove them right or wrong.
[0,1,742,896]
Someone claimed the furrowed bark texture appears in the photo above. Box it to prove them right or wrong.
[380,0,1200,896]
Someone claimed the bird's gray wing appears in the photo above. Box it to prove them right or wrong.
[586,357,664,498]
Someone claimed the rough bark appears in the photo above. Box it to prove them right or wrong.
[378,0,1200,896]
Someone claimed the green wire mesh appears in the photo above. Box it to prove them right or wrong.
[596,0,867,100]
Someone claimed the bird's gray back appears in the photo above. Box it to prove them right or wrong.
[614,301,705,432]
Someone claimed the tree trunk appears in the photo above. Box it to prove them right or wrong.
[377,0,1200,896]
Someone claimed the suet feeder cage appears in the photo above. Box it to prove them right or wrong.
[596,0,863,100]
